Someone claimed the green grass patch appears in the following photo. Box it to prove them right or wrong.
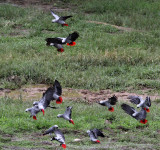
[0,97,160,149]
[0,2,160,92]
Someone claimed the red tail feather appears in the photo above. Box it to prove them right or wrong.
[61,144,66,149]
[144,108,150,113]
[108,107,114,112]
[96,140,100,143]
[63,24,68,26]
[42,109,45,115]
[57,48,64,52]
[56,97,63,104]
[33,116,37,120]
[67,41,76,46]
[140,119,148,124]
[146,109,150,112]
[70,119,75,125]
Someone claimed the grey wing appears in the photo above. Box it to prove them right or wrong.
[66,31,79,43]
[54,129,65,143]
[25,107,32,112]
[30,108,36,117]
[145,97,151,107]
[128,95,141,104]
[54,43,63,49]
[43,127,54,135]
[54,80,62,96]
[136,108,147,120]
[39,96,50,109]
[98,100,108,106]
[34,106,41,113]
[121,103,137,119]
[40,80,62,105]
[50,10,59,19]
[33,101,39,106]
[26,106,40,116]
[64,106,72,119]
[92,129,105,138]
[25,107,33,116]
[60,16,72,21]
[89,131,97,141]
[108,95,118,105]
[39,86,55,108]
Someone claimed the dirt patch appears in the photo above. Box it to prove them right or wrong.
[8,29,30,37]
[3,146,46,150]
[77,89,160,102]
[1,0,70,12]
[87,20,138,32]
[0,84,159,102]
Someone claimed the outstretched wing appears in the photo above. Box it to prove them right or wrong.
[145,96,151,107]
[60,16,72,21]
[39,80,62,107]
[50,9,59,19]
[45,38,63,45]
[66,31,79,42]
[54,80,62,96]
[92,129,105,138]
[64,106,72,119]
[40,80,62,108]
[39,89,52,108]
[25,106,40,117]
[88,130,97,141]
[108,95,118,105]
[128,95,141,104]
[54,129,65,143]
[121,103,136,118]
[98,100,109,107]
[43,126,54,135]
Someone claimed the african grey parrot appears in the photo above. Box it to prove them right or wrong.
[43,125,66,149]
[25,105,41,120]
[57,106,74,125]
[127,95,151,112]
[121,103,148,124]
[45,31,79,52]
[50,9,72,26]
[33,80,63,115]
[87,128,105,143]
[98,95,118,112]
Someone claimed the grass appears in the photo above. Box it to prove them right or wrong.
[0,0,160,149]
[0,96,160,149]
[0,1,160,92]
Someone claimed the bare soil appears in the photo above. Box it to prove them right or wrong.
[0,84,159,102]
[1,0,70,12]
[87,20,138,32]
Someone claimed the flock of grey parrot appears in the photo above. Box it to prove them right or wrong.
[25,10,151,149]
[45,9,79,53]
